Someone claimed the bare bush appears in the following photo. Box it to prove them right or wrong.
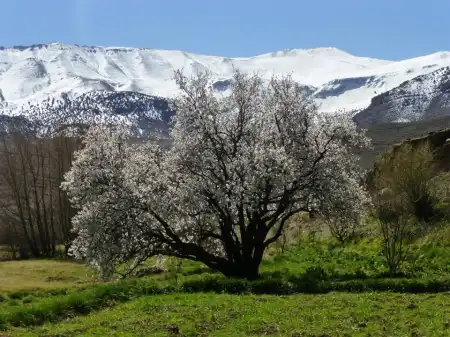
[374,188,414,274]
[324,214,361,244]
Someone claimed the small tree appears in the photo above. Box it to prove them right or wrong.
[62,70,369,279]
[374,188,413,275]
[372,141,441,273]
[320,188,369,243]
[323,212,361,244]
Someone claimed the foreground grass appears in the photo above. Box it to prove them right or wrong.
[1,238,449,335]
[0,260,95,292]
[10,292,450,337]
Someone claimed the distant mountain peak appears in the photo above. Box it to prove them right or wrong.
[1,42,450,126]
[0,42,378,61]
[256,47,359,60]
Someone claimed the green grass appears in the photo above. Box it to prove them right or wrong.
[262,239,450,279]
[1,238,449,335]
[9,292,450,337]
[0,267,448,332]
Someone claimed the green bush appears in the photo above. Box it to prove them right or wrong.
[181,274,450,296]
[330,277,450,293]
[251,278,295,295]
[182,276,250,294]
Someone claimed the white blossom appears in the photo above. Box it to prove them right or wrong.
[62,70,369,279]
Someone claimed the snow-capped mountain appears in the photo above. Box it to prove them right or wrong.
[0,43,390,111]
[2,42,450,128]
[354,67,450,125]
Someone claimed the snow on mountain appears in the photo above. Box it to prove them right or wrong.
[313,52,450,112]
[2,43,450,125]
[354,66,450,126]
[17,90,174,137]
[0,43,389,110]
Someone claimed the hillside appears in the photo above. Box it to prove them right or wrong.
[2,241,450,336]
[361,116,450,170]
[16,91,175,137]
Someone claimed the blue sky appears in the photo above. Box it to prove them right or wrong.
[1,0,449,60]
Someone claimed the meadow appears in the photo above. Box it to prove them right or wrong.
[0,230,449,336]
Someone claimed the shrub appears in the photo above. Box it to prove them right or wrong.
[371,142,439,223]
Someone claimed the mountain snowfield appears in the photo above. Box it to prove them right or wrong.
[1,42,450,121]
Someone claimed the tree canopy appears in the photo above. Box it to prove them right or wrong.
[62,70,369,279]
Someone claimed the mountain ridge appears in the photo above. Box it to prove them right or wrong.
[2,42,450,126]
[0,43,403,108]
[354,66,450,125]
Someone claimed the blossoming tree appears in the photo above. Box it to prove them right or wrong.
[62,70,369,279]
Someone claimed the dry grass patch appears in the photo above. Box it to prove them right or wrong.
[0,260,96,292]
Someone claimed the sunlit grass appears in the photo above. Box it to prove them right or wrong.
[0,234,449,335]
[11,292,450,337]
[0,259,96,292]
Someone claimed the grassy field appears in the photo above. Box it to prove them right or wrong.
[0,236,449,336]
[9,292,450,336]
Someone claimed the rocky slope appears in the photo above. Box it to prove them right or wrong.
[354,67,450,126]
[14,91,174,137]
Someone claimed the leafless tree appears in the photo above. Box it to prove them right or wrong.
[0,129,80,258]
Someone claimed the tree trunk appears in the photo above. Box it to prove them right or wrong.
[212,257,262,280]
[222,263,260,280]
[175,242,264,280]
